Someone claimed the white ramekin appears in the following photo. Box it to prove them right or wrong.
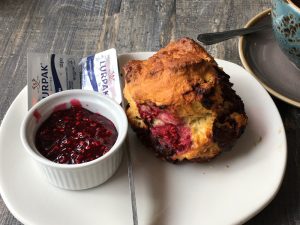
[20,90,128,190]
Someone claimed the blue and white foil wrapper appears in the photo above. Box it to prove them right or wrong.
[27,53,81,108]
[27,48,121,109]
[80,48,122,104]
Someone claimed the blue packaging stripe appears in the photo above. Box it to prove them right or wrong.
[86,55,98,92]
[51,54,63,92]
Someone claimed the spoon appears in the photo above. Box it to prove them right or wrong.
[197,23,272,45]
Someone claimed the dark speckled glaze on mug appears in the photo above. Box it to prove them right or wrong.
[272,0,300,68]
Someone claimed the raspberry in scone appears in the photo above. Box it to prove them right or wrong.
[123,37,247,162]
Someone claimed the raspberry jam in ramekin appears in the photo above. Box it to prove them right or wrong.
[35,105,118,164]
[21,90,128,190]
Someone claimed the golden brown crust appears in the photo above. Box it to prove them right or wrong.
[123,38,217,106]
[123,37,247,162]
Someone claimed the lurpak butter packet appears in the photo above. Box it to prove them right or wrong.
[80,48,122,104]
[27,53,81,108]
[27,48,121,109]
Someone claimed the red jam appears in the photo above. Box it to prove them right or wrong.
[35,106,118,164]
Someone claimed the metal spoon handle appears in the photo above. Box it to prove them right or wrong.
[197,23,271,45]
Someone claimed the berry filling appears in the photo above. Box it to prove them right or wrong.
[138,103,191,153]
[35,106,117,164]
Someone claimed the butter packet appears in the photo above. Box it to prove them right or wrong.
[27,48,121,109]
[80,48,122,104]
[27,53,81,108]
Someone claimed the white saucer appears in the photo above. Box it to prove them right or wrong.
[0,53,287,225]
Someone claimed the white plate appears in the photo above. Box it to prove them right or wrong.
[0,53,287,225]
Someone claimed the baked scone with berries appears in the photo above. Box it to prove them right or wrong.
[123,38,247,162]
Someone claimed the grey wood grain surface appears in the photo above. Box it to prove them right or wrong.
[0,0,299,224]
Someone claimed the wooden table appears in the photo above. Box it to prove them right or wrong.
[0,0,299,224]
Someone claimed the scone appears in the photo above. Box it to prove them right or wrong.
[123,38,247,162]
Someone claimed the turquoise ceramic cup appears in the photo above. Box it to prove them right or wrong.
[272,0,300,68]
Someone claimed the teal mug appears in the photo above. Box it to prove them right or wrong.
[272,0,300,68]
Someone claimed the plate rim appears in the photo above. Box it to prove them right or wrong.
[0,87,30,225]
[238,8,300,108]
[0,54,287,225]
